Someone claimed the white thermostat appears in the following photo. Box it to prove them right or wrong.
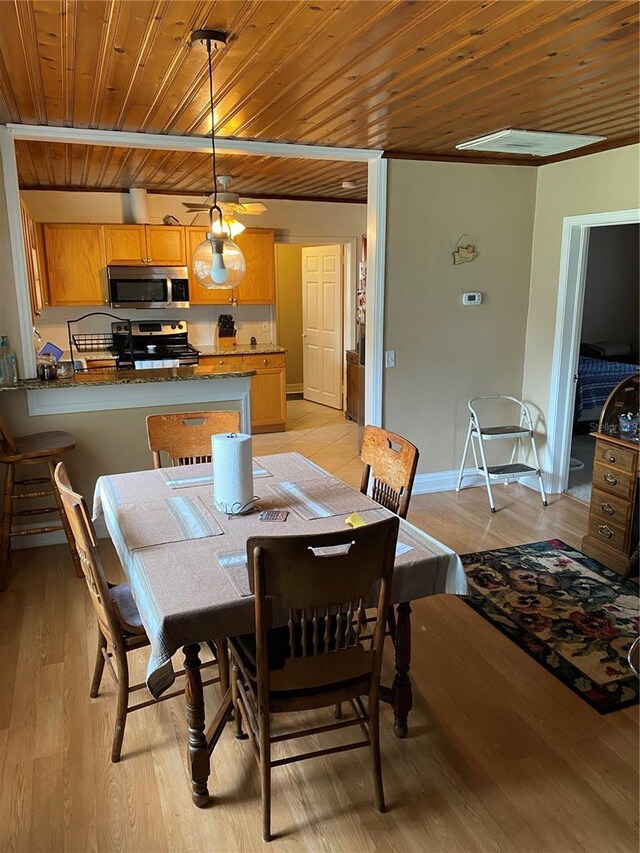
[462,291,482,305]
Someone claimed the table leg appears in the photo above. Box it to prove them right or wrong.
[392,601,413,738]
[216,637,230,695]
[183,643,211,807]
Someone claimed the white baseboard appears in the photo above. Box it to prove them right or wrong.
[413,467,546,495]
[413,468,483,494]
[286,383,303,394]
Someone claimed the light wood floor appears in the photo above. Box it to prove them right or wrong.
[1,401,637,852]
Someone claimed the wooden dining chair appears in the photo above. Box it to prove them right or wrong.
[360,425,419,520]
[146,410,242,468]
[54,461,220,762]
[358,425,419,650]
[229,516,399,842]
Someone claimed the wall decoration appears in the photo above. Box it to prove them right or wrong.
[452,234,479,265]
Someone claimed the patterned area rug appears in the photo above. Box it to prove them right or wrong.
[461,540,639,713]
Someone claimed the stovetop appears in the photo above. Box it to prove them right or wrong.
[111,320,199,366]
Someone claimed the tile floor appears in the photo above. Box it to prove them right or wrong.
[252,398,362,488]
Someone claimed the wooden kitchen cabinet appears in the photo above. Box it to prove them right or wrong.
[188,227,276,306]
[244,352,287,432]
[234,229,276,304]
[186,227,234,305]
[145,226,186,264]
[104,224,186,265]
[20,201,48,316]
[198,351,287,432]
[345,349,359,421]
[43,224,106,306]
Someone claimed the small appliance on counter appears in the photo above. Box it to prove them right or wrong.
[112,320,200,369]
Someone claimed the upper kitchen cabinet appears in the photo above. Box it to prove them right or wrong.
[235,229,275,304]
[103,225,186,265]
[188,227,276,306]
[103,225,146,264]
[186,226,233,305]
[20,201,48,317]
[43,224,106,306]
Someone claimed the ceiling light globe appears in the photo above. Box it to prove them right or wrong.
[192,235,246,290]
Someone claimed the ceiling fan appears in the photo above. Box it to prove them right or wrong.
[182,175,268,216]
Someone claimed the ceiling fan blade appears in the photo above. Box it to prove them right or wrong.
[236,202,268,215]
[182,203,210,210]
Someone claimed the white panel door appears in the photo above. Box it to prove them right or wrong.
[302,245,343,409]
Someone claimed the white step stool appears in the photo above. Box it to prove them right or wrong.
[456,395,548,513]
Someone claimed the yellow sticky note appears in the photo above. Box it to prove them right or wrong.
[345,512,366,528]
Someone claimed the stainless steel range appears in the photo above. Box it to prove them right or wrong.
[111,320,199,369]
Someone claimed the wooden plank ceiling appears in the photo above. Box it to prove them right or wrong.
[2,0,638,202]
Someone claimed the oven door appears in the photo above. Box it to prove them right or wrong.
[107,265,189,308]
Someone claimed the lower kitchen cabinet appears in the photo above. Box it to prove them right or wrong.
[198,351,287,433]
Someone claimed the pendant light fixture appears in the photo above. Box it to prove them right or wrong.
[190,29,246,290]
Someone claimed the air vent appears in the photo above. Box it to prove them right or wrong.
[456,129,605,157]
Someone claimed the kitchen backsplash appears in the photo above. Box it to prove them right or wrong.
[36,303,275,352]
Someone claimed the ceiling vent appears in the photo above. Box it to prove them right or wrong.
[455,128,605,157]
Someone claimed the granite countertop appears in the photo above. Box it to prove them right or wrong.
[196,344,287,356]
[0,366,256,391]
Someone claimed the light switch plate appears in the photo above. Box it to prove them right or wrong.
[384,350,396,368]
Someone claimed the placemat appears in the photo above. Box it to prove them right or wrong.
[160,461,273,489]
[267,478,378,520]
[115,495,224,550]
[217,550,251,597]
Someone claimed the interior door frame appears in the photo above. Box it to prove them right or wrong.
[0,124,386,427]
[545,207,640,493]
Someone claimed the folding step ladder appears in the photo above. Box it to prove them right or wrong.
[456,395,548,513]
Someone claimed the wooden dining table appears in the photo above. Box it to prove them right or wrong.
[93,451,468,807]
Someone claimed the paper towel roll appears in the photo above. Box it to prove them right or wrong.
[212,433,254,514]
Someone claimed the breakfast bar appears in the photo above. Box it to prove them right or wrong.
[0,366,256,426]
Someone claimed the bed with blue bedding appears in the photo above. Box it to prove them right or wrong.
[575,356,639,421]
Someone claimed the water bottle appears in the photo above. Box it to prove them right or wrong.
[0,336,18,386]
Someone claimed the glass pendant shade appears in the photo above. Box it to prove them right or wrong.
[192,234,246,290]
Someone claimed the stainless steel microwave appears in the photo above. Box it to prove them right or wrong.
[107,265,189,309]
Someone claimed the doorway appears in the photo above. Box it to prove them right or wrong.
[275,240,351,412]
[545,208,640,496]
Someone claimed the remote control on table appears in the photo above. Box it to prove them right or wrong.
[258,510,289,522]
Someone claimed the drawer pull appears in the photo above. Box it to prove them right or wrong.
[597,525,614,539]
[263,359,267,365]
[603,472,619,486]
[219,360,224,364]
[605,453,616,464]
[600,502,615,516]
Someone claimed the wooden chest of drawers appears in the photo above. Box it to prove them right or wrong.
[582,434,639,577]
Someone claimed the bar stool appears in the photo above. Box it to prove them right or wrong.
[0,415,82,590]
